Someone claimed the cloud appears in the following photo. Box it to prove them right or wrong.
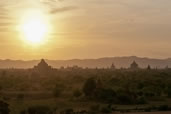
[39,0,77,14]
[40,0,64,5]
[50,6,77,14]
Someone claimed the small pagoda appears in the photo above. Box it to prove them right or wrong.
[130,61,139,70]
[110,63,116,70]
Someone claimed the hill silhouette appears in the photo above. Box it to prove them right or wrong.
[0,56,171,69]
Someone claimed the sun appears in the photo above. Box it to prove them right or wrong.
[19,10,49,44]
[22,18,47,43]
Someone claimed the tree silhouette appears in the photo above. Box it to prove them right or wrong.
[0,100,10,114]
[147,65,151,70]
[82,78,96,97]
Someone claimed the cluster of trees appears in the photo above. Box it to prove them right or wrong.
[51,68,171,106]
[20,105,53,114]
[0,100,10,114]
[82,77,147,104]
[18,104,171,114]
[81,70,171,104]
[19,104,112,114]
[0,67,171,113]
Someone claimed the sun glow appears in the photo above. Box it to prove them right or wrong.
[19,10,50,44]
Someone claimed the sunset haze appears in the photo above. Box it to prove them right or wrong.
[0,0,171,60]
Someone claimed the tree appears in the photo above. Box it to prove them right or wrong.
[167,84,171,98]
[82,78,96,97]
[53,83,65,97]
[17,93,25,101]
[0,100,10,114]
[73,89,82,98]
[147,65,151,70]
[136,96,147,104]
[1,70,6,76]
[95,88,116,103]
[27,105,51,114]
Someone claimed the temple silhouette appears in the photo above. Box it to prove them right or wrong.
[110,63,116,70]
[34,59,52,72]
[130,61,139,70]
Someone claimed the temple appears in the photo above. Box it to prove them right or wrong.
[110,63,116,70]
[130,61,139,70]
[34,59,52,72]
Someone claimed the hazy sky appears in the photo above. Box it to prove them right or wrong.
[0,0,171,60]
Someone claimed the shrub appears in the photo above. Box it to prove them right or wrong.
[157,105,169,111]
[95,88,116,103]
[2,96,10,101]
[89,104,100,114]
[73,89,82,98]
[53,83,65,97]
[27,105,52,114]
[82,78,96,97]
[100,105,112,113]
[136,96,147,104]
[61,108,74,114]
[167,84,171,98]
[17,93,25,100]
[144,107,152,112]
[0,100,10,114]
[20,110,26,114]
[117,93,133,105]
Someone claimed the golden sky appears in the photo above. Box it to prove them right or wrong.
[0,0,171,60]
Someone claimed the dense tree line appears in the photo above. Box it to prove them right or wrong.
[0,68,171,113]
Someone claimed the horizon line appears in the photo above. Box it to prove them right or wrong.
[0,55,171,61]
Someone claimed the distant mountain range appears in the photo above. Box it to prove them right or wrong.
[0,56,171,69]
